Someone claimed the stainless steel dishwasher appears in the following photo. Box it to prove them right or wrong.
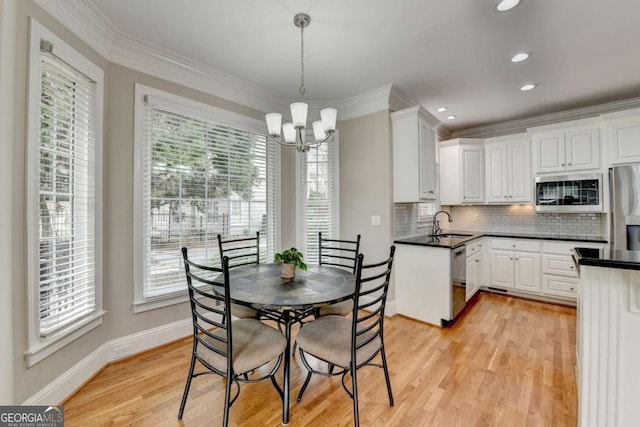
[451,245,467,321]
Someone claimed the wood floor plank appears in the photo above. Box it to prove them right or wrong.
[62,292,577,426]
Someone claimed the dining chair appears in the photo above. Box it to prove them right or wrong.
[295,246,396,427]
[317,232,361,317]
[217,232,260,320]
[178,248,286,427]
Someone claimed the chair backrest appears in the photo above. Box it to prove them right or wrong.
[319,232,361,273]
[181,247,233,375]
[217,232,260,269]
[351,246,396,361]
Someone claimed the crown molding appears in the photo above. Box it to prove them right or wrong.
[35,0,113,58]
[35,0,290,115]
[453,96,640,139]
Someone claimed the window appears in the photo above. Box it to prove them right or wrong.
[134,85,279,311]
[26,20,104,366]
[296,139,339,264]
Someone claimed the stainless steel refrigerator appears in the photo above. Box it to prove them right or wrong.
[610,164,640,250]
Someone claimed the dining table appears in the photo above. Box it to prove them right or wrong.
[212,263,357,425]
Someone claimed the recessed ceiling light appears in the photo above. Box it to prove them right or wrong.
[447,115,456,120]
[437,107,448,112]
[520,83,538,91]
[495,0,523,12]
[511,52,531,63]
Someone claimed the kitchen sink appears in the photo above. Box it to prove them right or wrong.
[431,233,474,238]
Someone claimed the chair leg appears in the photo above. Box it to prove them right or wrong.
[178,351,197,419]
[350,362,359,427]
[223,374,233,427]
[381,346,394,406]
[297,371,313,403]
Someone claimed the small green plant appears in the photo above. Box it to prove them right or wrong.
[274,247,307,270]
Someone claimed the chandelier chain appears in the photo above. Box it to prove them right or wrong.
[299,20,305,102]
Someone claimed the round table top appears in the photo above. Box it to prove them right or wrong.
[213,264,356,310]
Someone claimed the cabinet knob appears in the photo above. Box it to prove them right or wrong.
[475,259,479,263]
[512,244,516,248]
[570,287,575,291]
[570,265,574,269]
[568,163,572,166]
[510,257,513,260]
[428,190,435,194]
[561,163,565,166]
[515,258,519,261]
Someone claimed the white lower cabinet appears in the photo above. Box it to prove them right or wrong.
[466,240,484,300]
[490,239,541,291]
[541,241,605,300]
[487,238,606,302]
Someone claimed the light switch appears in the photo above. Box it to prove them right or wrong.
[371,215,381,226]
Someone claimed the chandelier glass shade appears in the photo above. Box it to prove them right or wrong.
[265,13,337,152]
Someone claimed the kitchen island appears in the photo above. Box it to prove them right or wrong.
[573,247,640,427]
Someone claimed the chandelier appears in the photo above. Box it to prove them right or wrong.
[265,13,337,152]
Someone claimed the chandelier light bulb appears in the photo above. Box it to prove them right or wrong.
[265,113,282,136]
[282,123,296,143]
[312,121,326,141]
[320,108,337,131]
[290,102,308,128]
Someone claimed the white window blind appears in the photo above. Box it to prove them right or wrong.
[36,51,97,337]
[140,96,277,300]
[297,141,339,264]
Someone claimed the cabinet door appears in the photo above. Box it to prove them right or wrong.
[490,250,514,288]
[507,140,531,202]
[514,251,540,292]
[466,255,477,301]
[485,143,508,202]
[565,128,600,171]
[607,115,640,164]
[418,120,437,199]
[534,133,566,173]
[461,146,484,203]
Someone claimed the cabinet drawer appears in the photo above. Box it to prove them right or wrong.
[491,238,541,252]
[542,274,579,299]
[542,254,578,277]
[467,239,484,256]
[543,241,604,255]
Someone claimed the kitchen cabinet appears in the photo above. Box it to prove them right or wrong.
[541,241,605,299]
[439,138,484,205]
[466,239,484,300]
[602,108,640,165]
[530,119,601,174]
[484,134,531,203]
[392,106,438,202]
[490,239,541,291]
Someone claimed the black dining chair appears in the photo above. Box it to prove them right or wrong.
[217,232,261,321]
[317,232,361,317]
[295,246,396,427]
[178,248,286,427]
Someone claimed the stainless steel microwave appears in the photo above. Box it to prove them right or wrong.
[534,173,603,212]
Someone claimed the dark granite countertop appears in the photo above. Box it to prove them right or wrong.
[574,247,640,271]
[394,230,607,249]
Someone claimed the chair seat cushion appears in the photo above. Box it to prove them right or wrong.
[295,315,381,369]
[200,319,286,374]
[317,300,353,317]
[230,303,259,319]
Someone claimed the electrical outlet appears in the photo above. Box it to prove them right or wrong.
[110,344,131,360]
[371,215,381,226]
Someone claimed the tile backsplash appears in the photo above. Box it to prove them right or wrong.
[394,203,606,239]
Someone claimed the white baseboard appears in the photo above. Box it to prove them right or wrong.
[23,317,194,405]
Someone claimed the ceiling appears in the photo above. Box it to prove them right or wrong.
[86,0,640,132]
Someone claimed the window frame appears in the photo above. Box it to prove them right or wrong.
[133,84,280,312]
[25,19,105,367]
[295,133,340,263]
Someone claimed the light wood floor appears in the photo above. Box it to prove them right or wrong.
[62,292,577,426]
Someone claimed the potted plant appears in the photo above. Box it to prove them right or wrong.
[274,247,307,280]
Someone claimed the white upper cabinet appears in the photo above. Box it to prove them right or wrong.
[439,138,484,205]
[530,119,601,174]
[392,107,438,202]
[484,134,531,203]
[602,108,640,165]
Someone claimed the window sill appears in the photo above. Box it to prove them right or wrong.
[25,310,107,368]
[133,292,190,313]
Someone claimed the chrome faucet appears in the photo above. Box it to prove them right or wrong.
[432,210,453,235]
